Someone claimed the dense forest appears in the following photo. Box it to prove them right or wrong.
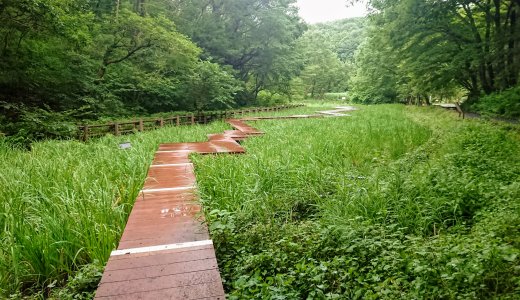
[0,0,306,141]
[1,0,519,143]
[349,0,520,115]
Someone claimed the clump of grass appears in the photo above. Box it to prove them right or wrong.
[194,105,431,224]
[193,104,520,298]
[0,121,230,297]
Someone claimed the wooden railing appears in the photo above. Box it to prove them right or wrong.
[78,104,304,141]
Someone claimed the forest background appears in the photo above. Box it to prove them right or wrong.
[1,0,519,140]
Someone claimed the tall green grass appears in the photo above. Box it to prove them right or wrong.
[193,104,520,298]
[2,104,519,298]
[0,122,230,297]
[194,105,431,223]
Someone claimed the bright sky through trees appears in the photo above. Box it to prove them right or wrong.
[296,0,368,24]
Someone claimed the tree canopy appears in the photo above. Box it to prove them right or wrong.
[0,0,306,137]
[350,0,520,106]
[1,0,519,140]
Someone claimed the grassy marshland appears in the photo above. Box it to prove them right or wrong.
[193,104,520,299]
[0,104,519,299]
[0,122,230,298]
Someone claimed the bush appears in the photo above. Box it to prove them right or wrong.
[470,86,520,119]
[323,92,349,101]
[256,90,288,106]
[0,103,80,148]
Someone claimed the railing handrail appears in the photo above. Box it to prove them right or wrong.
[79,104,304,141]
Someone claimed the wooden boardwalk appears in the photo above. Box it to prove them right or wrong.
[95,107,356,299]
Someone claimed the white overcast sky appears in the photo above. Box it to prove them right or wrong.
[296,0,368,24]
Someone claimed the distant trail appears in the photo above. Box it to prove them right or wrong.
[94,106,357,300]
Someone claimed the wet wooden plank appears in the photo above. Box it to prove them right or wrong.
[96,281,225,299]
[105,246,217,270]
[208,140,246,153]
[96,269,223,297]
[100,257,219,283]
[117,227,210,249]
[143,165,197,190]
[152,152,191,165]
[226,119,264,135]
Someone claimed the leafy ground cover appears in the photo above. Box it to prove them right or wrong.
[192,104,520,299]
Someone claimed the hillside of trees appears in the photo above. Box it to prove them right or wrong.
[1,0,519,143]
[0,0,306,141]
[349,0,520,115]
[291,18,366,99]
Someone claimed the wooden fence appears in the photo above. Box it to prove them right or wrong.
[78,104,304,141]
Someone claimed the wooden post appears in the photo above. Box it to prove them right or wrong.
[114,123,120,136]
[139,119,144,132]
[82,125,89,141]
[455,102,465,119]
[204,114,208,124]
[159,118,164,127]
[191,114,195,125]
[176,116,180,126]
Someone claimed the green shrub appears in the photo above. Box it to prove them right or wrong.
[470,86,520,119]
[323,92,349,101]
[257,90,289,106]
[0,104,80,148]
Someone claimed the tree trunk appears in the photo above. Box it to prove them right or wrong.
[508,5,518,85]
[464,3,494,93]
[494,0,507,88]
[134,0,146,16]
[310,77,316,99]
[115,0,120,19]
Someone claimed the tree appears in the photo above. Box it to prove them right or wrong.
[0,0,243,127]
[182,61,243,111]
[169,0,306,101]
[349,31,400,104]
[291,18,367,99]
[351,0,520,105]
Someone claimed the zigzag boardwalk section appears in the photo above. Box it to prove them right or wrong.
[95,107,356,299]
[95,121,262,299]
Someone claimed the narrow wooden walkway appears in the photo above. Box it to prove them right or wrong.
[95,107,356,299]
